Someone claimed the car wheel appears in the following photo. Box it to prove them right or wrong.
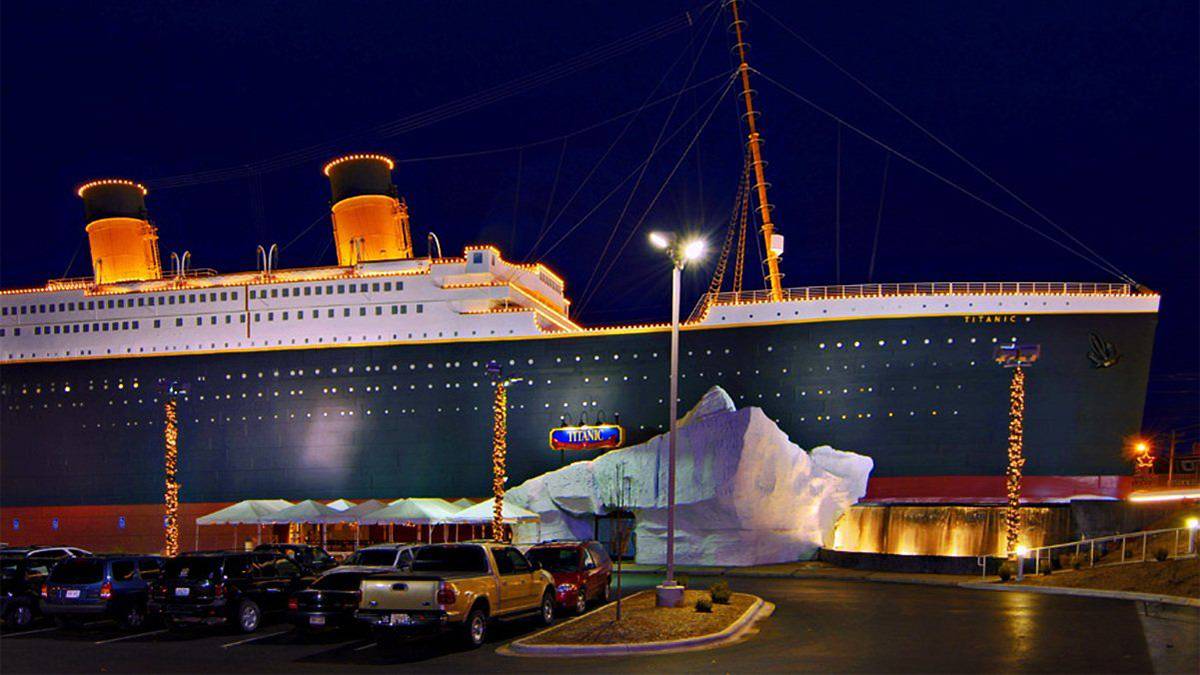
[236,600,261,634]
[574,590,588,615]
[462,606,488,648]
[5,602,33,629]
[538,590,554,626]
[119,603,146,630]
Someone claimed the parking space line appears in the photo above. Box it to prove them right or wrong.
[220,630,290,649]
[0,626,59,638]
[353,641,377,652]
[94,629,168,645]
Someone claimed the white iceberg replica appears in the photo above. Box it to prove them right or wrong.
[507,386,873,566]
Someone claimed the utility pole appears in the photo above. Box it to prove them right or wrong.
[1167,429,1176,487]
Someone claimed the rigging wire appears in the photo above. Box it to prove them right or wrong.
[59,233,88,279]
[279,212,330,253]
[524,5,724,261]
[748,0,1137,286]
[733,154,752,293]
[532,138,569,258]
[867,152,891,282]
[578,4,723,308]
[753,68,1134,282]
[510,149,523,254]
[534,73,737,263]
[145,7,708,190]
[834,121,842,284]
[577,76,738,310]
[707,153,751,297]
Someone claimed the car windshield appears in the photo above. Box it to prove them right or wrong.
[410,546,489,573]
[345,549,397,567]
[164,558,221,580]
[48,558,105,584]
[527,548,580,572]
[311,572,367,591]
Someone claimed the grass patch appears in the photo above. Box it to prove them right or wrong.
[524,590,756,646]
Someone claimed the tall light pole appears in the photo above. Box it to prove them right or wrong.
[649,231,705,607]
[486,360,522,543]
[994,344,1039,556]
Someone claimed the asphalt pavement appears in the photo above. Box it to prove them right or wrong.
[0,573,1173,673]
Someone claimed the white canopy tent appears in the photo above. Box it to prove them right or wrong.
[325,499,357,511]
[360,498,463,543]
[447,498,540,523]
[193,499,294,551]
[258,499,354,546]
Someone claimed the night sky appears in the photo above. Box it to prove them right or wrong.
[2,1,1196,441]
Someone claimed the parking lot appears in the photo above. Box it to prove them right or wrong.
[3,573,1173,674]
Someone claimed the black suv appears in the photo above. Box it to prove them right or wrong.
[152,552,310,633]
[1,556,56,629]
[252,544,337,576]
[40,555,164,630]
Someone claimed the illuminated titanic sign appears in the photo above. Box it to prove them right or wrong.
[548,424,625,452]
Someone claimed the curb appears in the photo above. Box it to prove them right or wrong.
[500,591,773,657]
[959,581,1200,608]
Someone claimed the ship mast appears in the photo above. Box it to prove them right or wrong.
[728,0,784,301]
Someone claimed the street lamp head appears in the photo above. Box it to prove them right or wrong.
[1135,441,1149,454]
[1014,545,1029,557]
[649,231,670,250]
[683,239,706,261]
[1187,517,1199,530]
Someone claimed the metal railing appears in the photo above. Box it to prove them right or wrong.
[690,281,1138,323]
[1018,526,1198,577]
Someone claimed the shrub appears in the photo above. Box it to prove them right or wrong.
[709,580,732,605]
[694,597,713,613]
[1155,548,1169,562]
[1124,548,1134,560]
[998,562,1015,582]
[1070,555,1083,570]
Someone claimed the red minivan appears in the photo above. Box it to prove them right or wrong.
[525,540,612,615]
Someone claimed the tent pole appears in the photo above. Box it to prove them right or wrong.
[194,525,199,552]
[257,523,262,546]
[234,525,238,549]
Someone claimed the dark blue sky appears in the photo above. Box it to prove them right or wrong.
[2,1,1196,435]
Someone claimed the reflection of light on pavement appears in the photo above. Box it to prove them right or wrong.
[999,591,1039,663]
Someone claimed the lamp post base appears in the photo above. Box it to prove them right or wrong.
[655,584,685,608]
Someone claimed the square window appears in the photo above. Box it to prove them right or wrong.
[337,285,345,294]
[268,312,274,321]
[315,286,323,296]
[137,298,144,307]
[391,305,398,314]
[220,291,228,301]
[304,287,311,296]
[401,305,407,314]
[209,292,217,302]
[58,303,65,311]
[372,282,380,292]
[384,282,392,291]
[169,296,176,305]
[327,309,334,318]
[249,290,257,299]
[282,288,290,297]
[271,289,278,298]
[225,315,231,323]
[416,304,423,314]
[156,297,163,305]
[188,294,196,303]
[34,327,41,335]
[210,316,217,324]
[239,315,246,323]
[49,304,56,313]
[282,311,289,320]
[254,314,260,322]
[343,308,350,317]
[153,319,161,328]
[375,306,381,315]
[68,303,75,311]
[298,310,304,319]
[359,307,366,316]
[54,325,60,334]
[349,284,357,293]
[92,323,98,331]
[195,317,202,326]
[231,292,238,300]
[132,320,139,329]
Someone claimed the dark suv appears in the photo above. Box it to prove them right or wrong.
[40,555,164,629]
[152,552,310,633]
[1,556,56,629]
[252,544,337,575]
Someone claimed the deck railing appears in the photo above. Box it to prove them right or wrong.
[689,281,1137,322]
[1018,526,1197,577]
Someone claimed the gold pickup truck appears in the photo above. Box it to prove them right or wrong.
[356,542,555,647]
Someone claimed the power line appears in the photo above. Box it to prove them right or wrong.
[753,68,1133,282]
[145,7,707,190]
[749,0,1137,286]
